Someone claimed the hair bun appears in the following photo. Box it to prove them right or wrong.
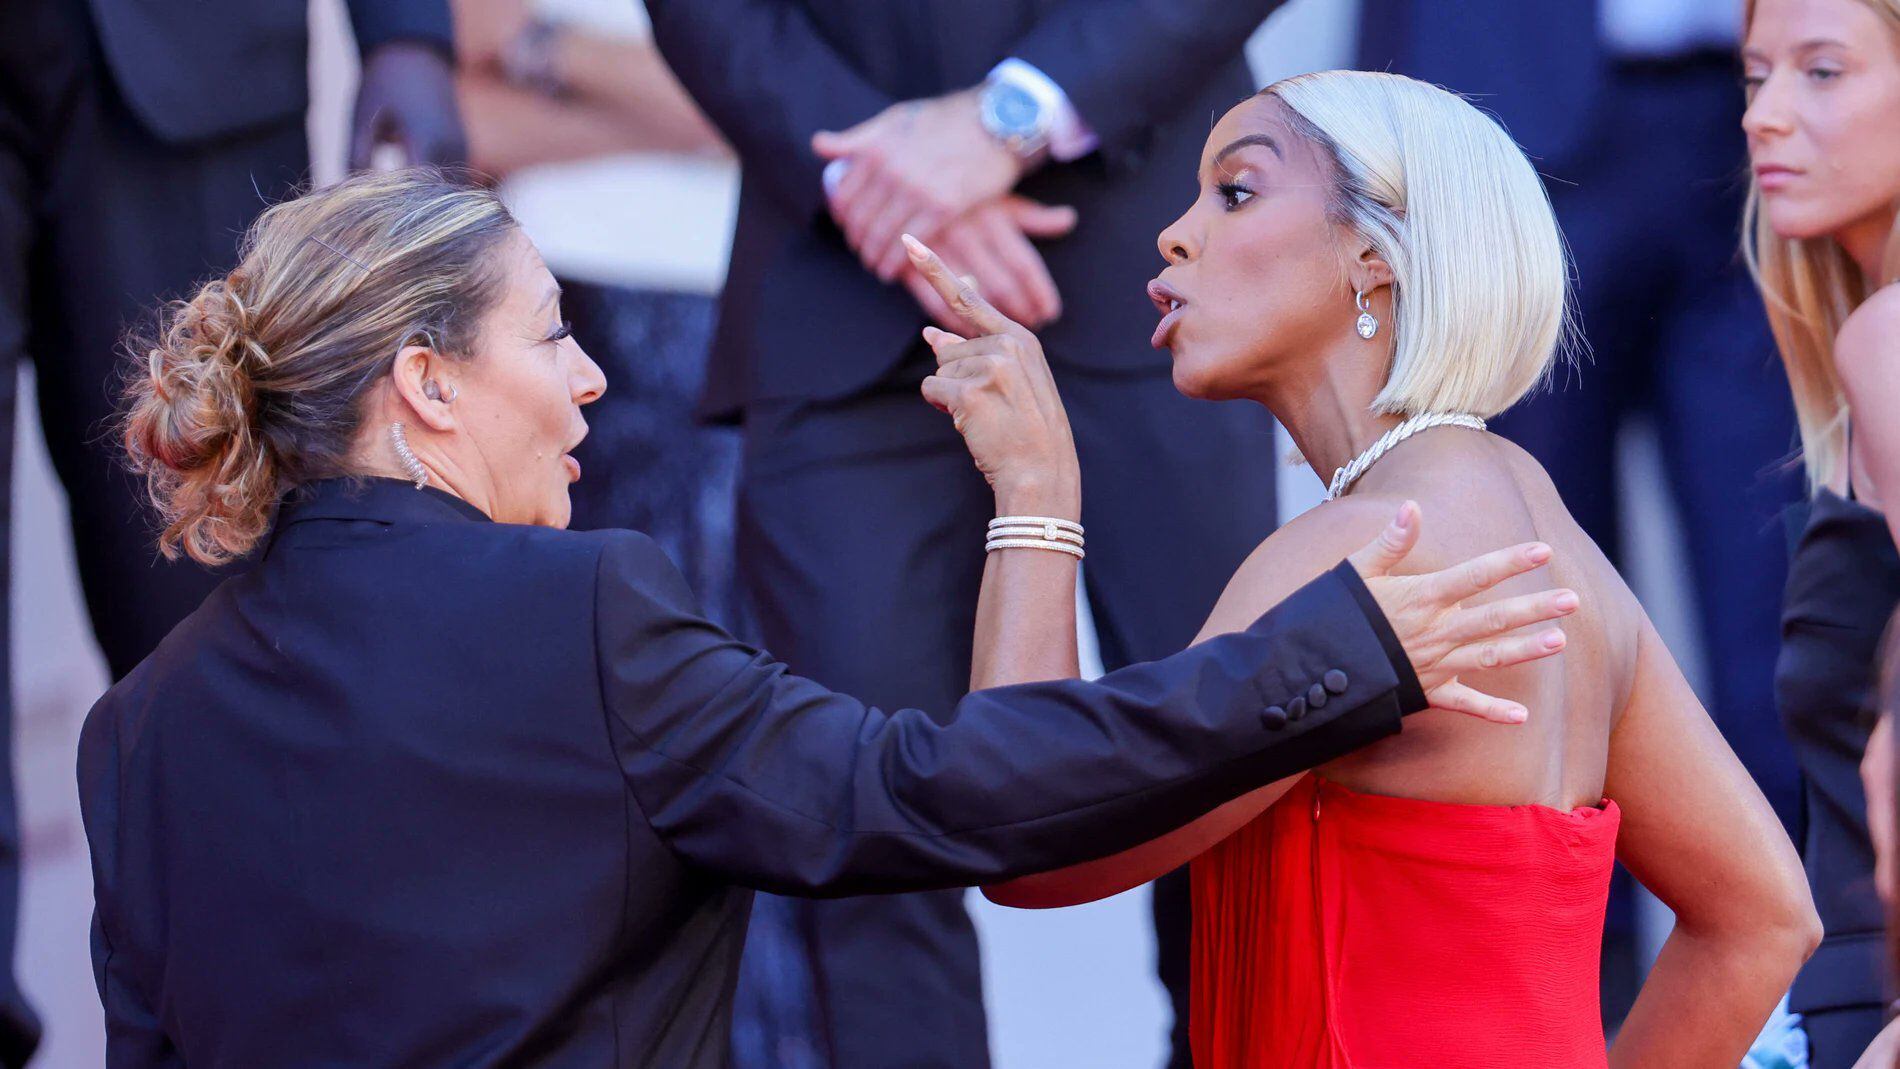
[121,276,278,565]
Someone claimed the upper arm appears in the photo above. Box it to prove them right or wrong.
[1834,287,1900,522]
[986,501,1404,907]
[1604,618,1811,936]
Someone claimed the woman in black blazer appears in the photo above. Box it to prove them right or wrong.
[79,169,1571,1067]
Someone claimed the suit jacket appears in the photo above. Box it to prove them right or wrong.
[80,0,453,144]
[646,0,1287,418]
[1356,0,1601,169]
[79,477,1423,1068]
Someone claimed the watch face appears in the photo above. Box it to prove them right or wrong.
[988,83,1044,137]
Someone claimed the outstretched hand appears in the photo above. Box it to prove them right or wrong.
[1349,502,1578,724]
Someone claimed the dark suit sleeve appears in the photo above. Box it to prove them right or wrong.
[1009,0,1286,160]
[592,532,1420,896]
[644,0,892,221]
[344,0,454,57]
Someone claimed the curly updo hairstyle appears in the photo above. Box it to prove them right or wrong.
[121,168,518,565]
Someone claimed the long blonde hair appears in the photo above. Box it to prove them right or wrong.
[1264,70,1579,419]
[1744,0,1900,488]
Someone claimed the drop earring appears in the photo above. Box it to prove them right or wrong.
[390,422,429,490]
[1354,290,1379,340]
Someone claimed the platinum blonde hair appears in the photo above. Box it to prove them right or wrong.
[1264,70,1578,418]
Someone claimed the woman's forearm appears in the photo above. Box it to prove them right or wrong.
[969,476,1082,690]
[1610,923,1816,1068]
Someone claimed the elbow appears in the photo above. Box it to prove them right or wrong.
[1758,882,1824,979]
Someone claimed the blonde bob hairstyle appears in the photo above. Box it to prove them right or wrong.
[1742,0,1900,490]
[1264,70,1578,419]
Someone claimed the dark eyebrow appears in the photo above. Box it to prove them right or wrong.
[1212,133,1284,170]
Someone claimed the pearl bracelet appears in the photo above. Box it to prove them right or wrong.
[987,515,1085,559]
[985,537,1085,558]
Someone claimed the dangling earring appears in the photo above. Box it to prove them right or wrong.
[390,422,429,490]
[1354,290,1379,340]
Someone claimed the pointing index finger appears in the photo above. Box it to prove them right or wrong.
[903,233,1019,337]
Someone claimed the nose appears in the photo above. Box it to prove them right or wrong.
[572,343,607,406]
[1156,205,1196,265]
[1742,72,1793,142]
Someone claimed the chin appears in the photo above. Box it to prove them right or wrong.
[1762,196,1846,242]
[1169,350,1241,402]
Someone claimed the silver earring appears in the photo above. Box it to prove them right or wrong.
[390,421,429,490]
[1354,290,1379,340]
[422,380,458,403]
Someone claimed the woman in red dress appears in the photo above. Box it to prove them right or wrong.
[921,70,1820,1067]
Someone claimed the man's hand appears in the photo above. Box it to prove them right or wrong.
[1349,502,1578,724]
[815,88,1027,281]
[902,196,1077,331]
[351,41,469,171]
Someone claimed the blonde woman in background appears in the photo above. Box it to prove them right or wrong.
[913,69,1818,1067]
[1744,0,1900,1064]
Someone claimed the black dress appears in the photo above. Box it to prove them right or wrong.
[1776,486,1900,1066]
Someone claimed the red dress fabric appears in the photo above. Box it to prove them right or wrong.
[1191,776,1621,1068]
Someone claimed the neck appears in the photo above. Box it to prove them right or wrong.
[1838,202,1898,285]
[1256,333,1403,488]
[350,417,496,520]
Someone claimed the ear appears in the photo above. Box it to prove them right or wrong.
[389,343,458,434]
[1349,243,1396,297]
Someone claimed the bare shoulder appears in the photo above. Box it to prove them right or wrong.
[1836,284,1900,386]
[1192,494,1411,644]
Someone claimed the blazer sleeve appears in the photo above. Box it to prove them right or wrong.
[592,531,1421,896]
[645,0,892,221]
[1009,0,1287,161]
[343,0,454,57]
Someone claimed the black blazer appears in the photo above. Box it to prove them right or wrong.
[646,0,1286,418]
[79,0,452,144]
[79,477,1422,1068]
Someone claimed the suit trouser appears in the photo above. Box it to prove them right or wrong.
[737,345,1278,1068]
[0,8,305,1062]
[1483,57,1801,1026]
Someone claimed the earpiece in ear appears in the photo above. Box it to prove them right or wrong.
[422,380,458,403]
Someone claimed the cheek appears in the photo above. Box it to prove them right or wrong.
[1779,82,1900,231]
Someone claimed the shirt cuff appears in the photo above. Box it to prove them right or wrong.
[1333,561,1429,716]
[988,57,1098,163]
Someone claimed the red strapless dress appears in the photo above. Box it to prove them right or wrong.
[1191,776,1621,1068]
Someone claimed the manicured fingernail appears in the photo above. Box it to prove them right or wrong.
[1554,591,1579,612]
[1526,543,1551,564]
[1508,706,1528,723]
[902,234,925,258]
[1541,629,1565,650]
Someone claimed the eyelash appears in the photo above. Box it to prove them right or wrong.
[549,319,573,342]
[1216,181,1255,210]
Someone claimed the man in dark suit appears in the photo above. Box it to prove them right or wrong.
[645,2,1290,1064]
[0,2,462,1060]
[1357,0,1801,1025]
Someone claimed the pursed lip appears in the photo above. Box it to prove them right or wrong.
[1147,277,1188,350]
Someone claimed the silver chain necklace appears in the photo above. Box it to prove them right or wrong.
[1326,412,1487,500]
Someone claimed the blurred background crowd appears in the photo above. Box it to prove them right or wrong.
[0,0,1858,1065]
